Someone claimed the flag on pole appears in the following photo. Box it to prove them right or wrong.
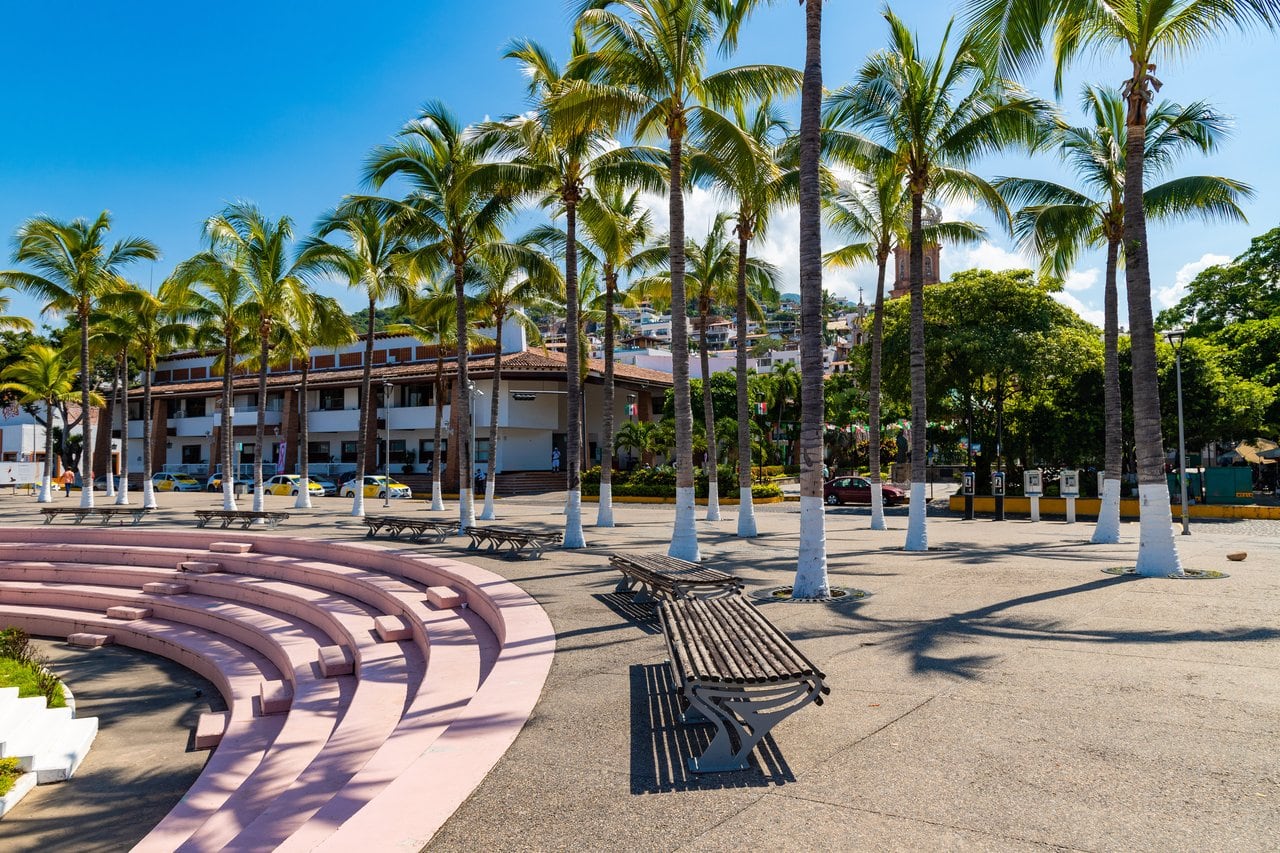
[626,403,638,417]
[756,401,768,415]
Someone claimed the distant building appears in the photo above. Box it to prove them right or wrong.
[889,203,943,299]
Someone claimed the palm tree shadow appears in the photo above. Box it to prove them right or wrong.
[628,663,794,793]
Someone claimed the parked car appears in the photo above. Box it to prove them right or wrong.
[340,475,412,500]
[307,476,338,496]
[92,475,121,491]
[822,476,905,506]
[265,474,325,497]
[152,472,203,492]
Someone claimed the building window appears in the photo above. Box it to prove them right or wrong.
[235,393,258,409]
[265,392,285,412]
[389,439,408,463]
[185,397,207,418]
[318,388,345,411]
[181,445,203,465]
[340,441,359,463]
[308,441,331,462]
[128,401,144,421]
[924,257,933,277]
[404,384,434,407]
[475,438,490,464]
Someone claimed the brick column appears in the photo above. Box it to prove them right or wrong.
[445,380,461,492]
[150,398,168,472]
[280,389,300,475]
[92,401,113,478]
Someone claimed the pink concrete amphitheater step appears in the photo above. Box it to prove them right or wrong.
[142,581,188,595]
[374,614,412,642]
[180,561,221,574]
[426,586,464,609]
[106,605,151,620]
[67,632,112,647]
[208,542,254,554]
[195,712,229,749]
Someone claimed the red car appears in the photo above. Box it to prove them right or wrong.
[823,476,905,506]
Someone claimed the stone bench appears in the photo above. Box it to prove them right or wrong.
[658,595,829,773]
[610,552,743,603]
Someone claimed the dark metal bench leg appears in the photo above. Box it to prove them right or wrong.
[685,680,821,774]
[615,575,636,594]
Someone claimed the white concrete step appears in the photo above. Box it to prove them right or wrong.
[0,695,47,753]
[1,704,98,783]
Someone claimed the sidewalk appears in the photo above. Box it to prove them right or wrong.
[1,491,1276,851]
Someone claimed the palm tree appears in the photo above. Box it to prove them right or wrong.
[469,241,560,520]
[632,214,779,522]
[576,186,659,527]
[202,203,311,516]
[964,0,1280,576]
[614,419,652,467]
[0,284,33,335]
[169,252,253,510]
[479,37,667,547]
[299,201,416,518]
[572,0,801,560]
[1,212,159,508]
[89,293,132,501]
[826,11,1046,552]
[0,345,92,502]
[364,101,526,532]
[687,99,798,537]
[997,86,1251,545]
[825,166,984,530]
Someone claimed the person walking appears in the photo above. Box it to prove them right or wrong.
[59,468,75,497]
[551,447,561,473]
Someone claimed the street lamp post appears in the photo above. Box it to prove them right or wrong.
[1165,328,1191,536]
[383,381,392,508]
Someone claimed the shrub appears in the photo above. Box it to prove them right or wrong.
[0,626,65,709]
[0,757,22,796]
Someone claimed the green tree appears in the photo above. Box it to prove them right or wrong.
[0,345,95,502]
[1,212,159,508]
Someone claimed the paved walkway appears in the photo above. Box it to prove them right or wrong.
[2,489,1277,851]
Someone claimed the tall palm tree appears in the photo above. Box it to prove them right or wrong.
[825,167,984,530]
[826,11,1047,552]
[576,186,658,527]
[88,293,132,501]
[203,203,310,515]
[480,36,667,547]
[364,101,526,532]
[572,0,800,560]
[386,284,465,511]
[299,201,416,518]
[632,214,779,522]
[1,212,159,508]
[0,284,33,335]
[998,86,1250,545]
[0,345,92,502]
[687,98,798,536]
[469,241,560,520]
[964,0,1280,576]
[169,252,254,510]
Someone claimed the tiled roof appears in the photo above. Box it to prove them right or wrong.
[132,348,672,398]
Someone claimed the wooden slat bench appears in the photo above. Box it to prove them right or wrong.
[193,510,290,530]
[464,525,559,559]
[610,552,743,602]
[658,595,829,773]
[362,515,457,543]
[40,506,152,526]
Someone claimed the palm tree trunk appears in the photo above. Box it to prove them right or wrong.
[1091,236,1123,543]
[141,350,155,508]
[352,296,376,517]
[115,350,130,504]
[793,0,828,597]
[454,260,474,531]
[735,231,756,537]
[220,339,236,511]
[252,329,269,513]
[39,398,54,502]
[431,345,445,511]
[103,358,118,499]
[294,362,312,509]
[596,269,617,528]
[868,252,888,530]
[79,303,94,508]
[563,199,586,547]
[699,299,720,521]
[479,310,503,520]
[1124,92,1181,576]
[667,125,698,561]
[904,190,928,551]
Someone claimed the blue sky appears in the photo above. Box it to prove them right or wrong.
[2,1,1277,329]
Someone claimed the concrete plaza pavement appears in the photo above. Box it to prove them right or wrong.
[1,488,1277,851]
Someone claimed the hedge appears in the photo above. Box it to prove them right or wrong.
[581,466,783,499]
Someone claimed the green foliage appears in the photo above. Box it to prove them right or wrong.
[1159,225,1280,335]
[0,757,22,796]
[0,628,65,709]
[581,465,782,499]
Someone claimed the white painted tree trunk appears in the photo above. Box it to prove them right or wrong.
[563,489,586,548]
[79,457,93,508]
[293,488,312,509]
[144,481,158,510]
[38,477,52,503]
[869,482,886,530]
[1091,478,1121,544]
[478,480,496,520]
[1135,483,1183,576]
[222,478,237,511]
[252,484,264,513]
[115,471,129,505]
[736,487,757,538]
[430,479,444,512]
[351,490,364,518]
[705,488,720,522]
[104,471,115,498]
[595,482,614,528]
[904,482,928,551]
[668,486,700,561]
[792,495,829,597]
[459,487,475,532]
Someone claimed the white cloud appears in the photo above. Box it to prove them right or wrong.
[944,241,1030,276]
[1052,290,1105,327]
[1155,253,1230,309]
[1064,268,1099,292]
